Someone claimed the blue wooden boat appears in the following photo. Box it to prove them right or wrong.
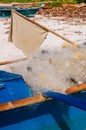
[0,4,42,18]
[0,70,32,104]
[16,7,40,17]
[0,70,86,130]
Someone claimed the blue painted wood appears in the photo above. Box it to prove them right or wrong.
[0,70,32,104]
[42,91,86,111]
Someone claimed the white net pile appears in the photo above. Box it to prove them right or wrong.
[10,44,86,94]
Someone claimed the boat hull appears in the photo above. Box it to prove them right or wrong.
[0,70,86,129]
[0,93,86,130]
[0,7,40,18]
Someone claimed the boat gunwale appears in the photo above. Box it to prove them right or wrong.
[0,94,47,112]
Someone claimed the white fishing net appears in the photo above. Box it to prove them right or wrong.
[10,44,86,94]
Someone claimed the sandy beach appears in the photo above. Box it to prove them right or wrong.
[0,15,86,60]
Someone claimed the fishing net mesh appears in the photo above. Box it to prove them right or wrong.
[11,45,86,94]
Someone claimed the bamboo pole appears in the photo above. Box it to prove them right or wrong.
[65,83,86,94]
[1,83,86,112]
[0,58,27,65]
[0,95,46,112]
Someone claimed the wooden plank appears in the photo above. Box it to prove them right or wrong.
[0,95,46,112]
[65,83,86,94]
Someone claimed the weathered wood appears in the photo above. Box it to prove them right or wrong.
[65,83,86,94]
[0,95,46,112]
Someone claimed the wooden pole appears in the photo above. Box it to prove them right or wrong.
[0,58,27,65]
[65,83,86,94]
[1,82,86,111]
[13,10,76,45]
